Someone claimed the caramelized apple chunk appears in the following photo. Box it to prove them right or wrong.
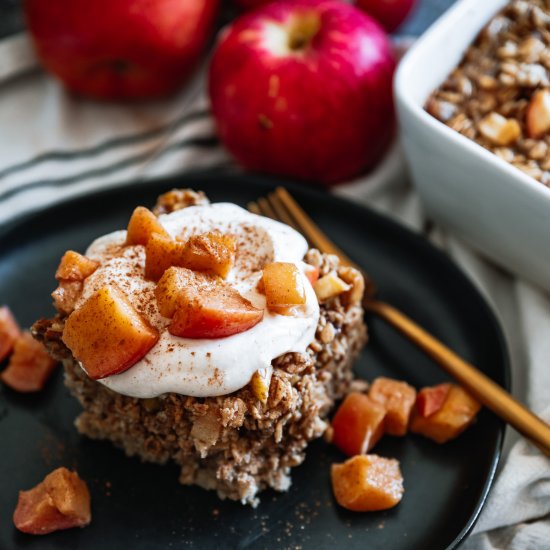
[155,267,263,339]
[262,262,306,313]
[332,392,386,456]
[0,305,21,362]
[331,455,404,512]
[1,332,57,392]
[145,233,186,281]
[180,232,236,278]
[170,283,263,339]
[13,467,91,535]
[125,206,169,245]
[368,377,417,436]
[155,267,206,318]
[62,285,159,379]
[411,384,481,443]
[55,251,99,281]
[416,383,452,418]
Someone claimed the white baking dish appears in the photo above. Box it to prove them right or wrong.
[395,0,550,292]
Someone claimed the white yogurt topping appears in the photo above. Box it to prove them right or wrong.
[78,203,320,398]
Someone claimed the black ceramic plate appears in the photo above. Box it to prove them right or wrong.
[0,173,508,549]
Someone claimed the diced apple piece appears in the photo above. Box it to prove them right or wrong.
[52,281,83,316]
[168,278,263,339]
[126,206,169,245]
[13,467,91,534]
[250,367,272,404]
[181,232,236,278]
[1,332,57,392]
[55,251,99,281]
[338,266,365,305]
[368,377,417,436]
[410,384,481,444]
[332,392,386,456]
[416,383,452,418]
[526,89,550,139]
[478,112,521,146]
[62,285,159,380]
[155,267,207,318]
[314,272,351,302]
[262,262,306,314]
[145,233,186,281]
[331,455,404,512]
[0,305,21,362]
[304,264,320,286]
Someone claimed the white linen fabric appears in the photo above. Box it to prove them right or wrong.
[0,47,549,550]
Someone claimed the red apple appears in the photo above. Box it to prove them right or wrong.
[24,0,219,101]
[354,0,416,33]
[209,0,396,185]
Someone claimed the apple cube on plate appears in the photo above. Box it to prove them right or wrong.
[368,377,417,436]
[13,467,91,534]
[331,455,404,512]
[62,285,159,380]
[0,306,21,362]
[126,206,170,246]
[331,392,386,456]
[411,384,481,443]
[262,262,306,313]
[1,332,57,392]
[181,232,236,278]
[55,251,99,282]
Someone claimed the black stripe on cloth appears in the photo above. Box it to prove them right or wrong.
[0,108,211,181]
[0,134,221,202]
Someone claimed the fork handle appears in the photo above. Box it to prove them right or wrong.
[365,299,550,456]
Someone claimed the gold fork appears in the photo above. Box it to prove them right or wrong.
[249,186,550,456]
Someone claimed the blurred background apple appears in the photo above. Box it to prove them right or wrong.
[209,0,396,185]
[24,0,219,100]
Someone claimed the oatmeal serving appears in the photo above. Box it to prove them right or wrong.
[426,0,550,185]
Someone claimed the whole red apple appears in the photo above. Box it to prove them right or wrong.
[354,0,415,33]
[209,0,396,185]
[24,0,219,101]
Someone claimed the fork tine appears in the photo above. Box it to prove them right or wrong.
[266,192,301,232]
[247,201,261,215]
[257,197,278,220]
[274,187,359,270]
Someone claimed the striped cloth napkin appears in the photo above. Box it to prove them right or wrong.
[1,36,549,550]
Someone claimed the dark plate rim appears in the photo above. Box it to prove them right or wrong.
[0,170,510,549]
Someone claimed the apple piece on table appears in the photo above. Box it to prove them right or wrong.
[1,332,58,392]
[181,232,236,278]
[13,467,91,534]
[262,262,306,314]
[410,384,481,443]
[331,392,386,456]
[55,251,99,281]
[62,285,159,379]
[0,306,21,362]
[331,454,404,512]
[368,377,417,436]
[126,206,170,246]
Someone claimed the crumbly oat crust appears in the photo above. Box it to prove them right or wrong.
[32,190,367,506]
[426,0,550,185]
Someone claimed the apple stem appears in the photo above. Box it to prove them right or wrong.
[288,13,321,52]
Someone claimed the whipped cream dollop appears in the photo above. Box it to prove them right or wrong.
[78,203,320,398]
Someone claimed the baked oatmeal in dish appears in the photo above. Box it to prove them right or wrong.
[32,189,367,506]
[426,0,550,186]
